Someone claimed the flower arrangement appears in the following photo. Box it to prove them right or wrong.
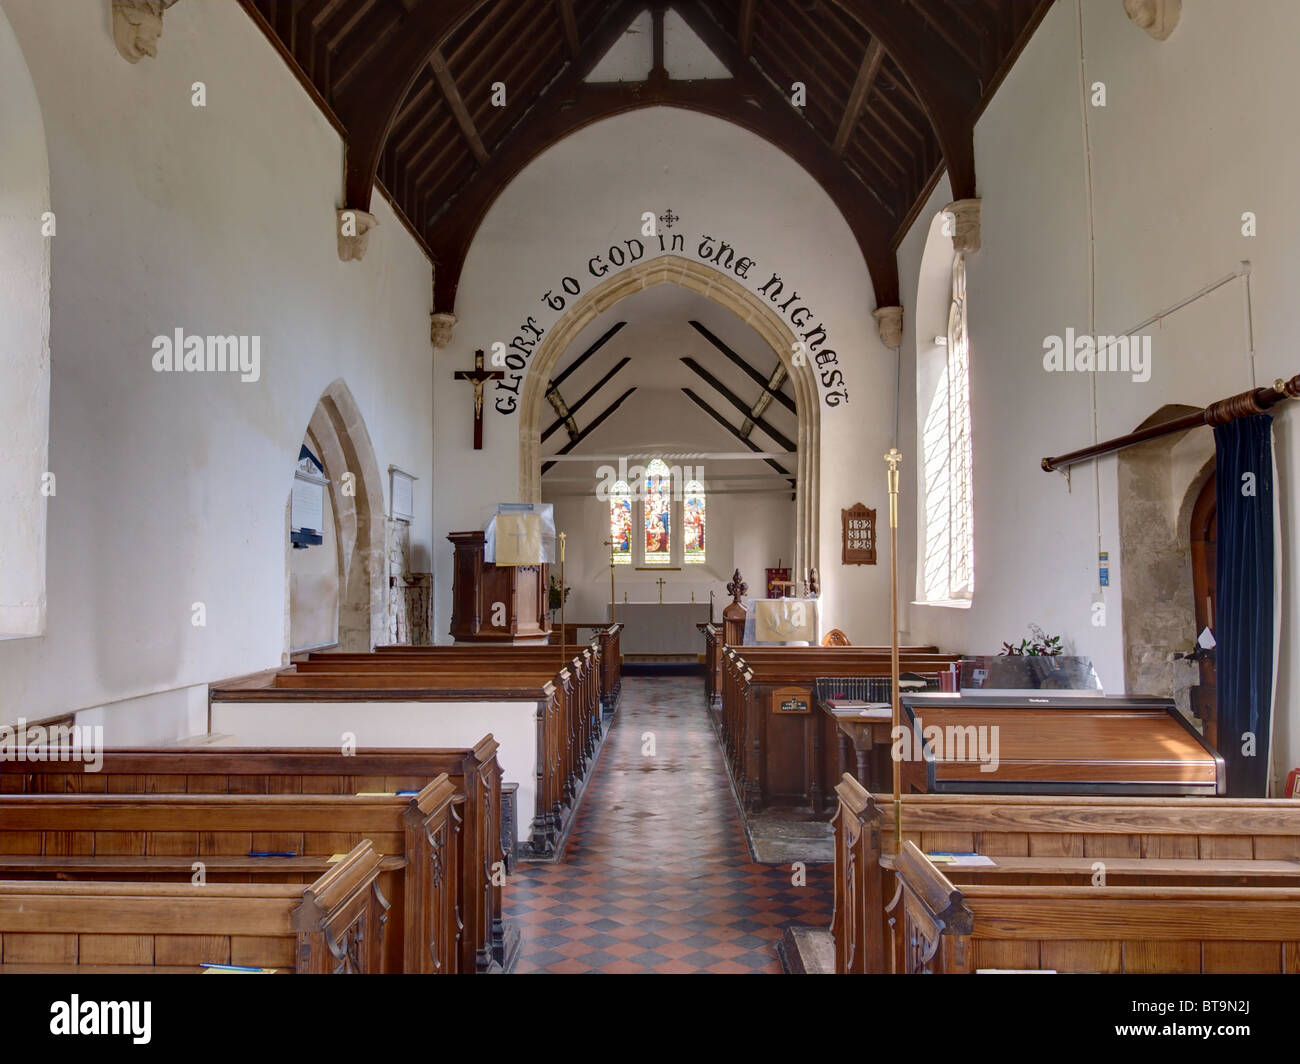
[999,623,1063,657]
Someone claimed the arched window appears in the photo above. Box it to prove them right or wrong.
[643,459,672,565]
[683,479,706,564]
[921,251,975,602]
[609,480,632,565]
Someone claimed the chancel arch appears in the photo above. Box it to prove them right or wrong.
[284,379,387,656]
[518,255,819,581]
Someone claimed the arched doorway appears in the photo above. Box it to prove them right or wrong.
[517,255,819,576]
[285,380,387,655]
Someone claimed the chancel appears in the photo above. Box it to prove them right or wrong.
[5,0,1300,1005]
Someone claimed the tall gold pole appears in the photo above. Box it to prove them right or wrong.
[602,539,616,622]
[884,447,903,850]
[558,532,567,652]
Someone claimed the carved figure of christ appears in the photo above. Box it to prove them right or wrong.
[454,349,504,449]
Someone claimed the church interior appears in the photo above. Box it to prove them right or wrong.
[3,0,1300,993]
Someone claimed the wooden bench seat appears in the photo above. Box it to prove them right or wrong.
[719,647,963,814]
[0,782,459,974]
[833,775,1300,973]
[1,742,504,972]
[211,648,604,857]
[0,841,388,974]
[892,840,1300,974]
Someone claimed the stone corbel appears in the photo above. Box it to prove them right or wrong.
[944,199,981,254]
[1124,0,1181,41]
[113,0,179,64]
[873,306,903,349]
[337,208,378,262]
[430,312,458,349]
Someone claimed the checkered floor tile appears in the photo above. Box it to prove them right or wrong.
[506,676,832,974]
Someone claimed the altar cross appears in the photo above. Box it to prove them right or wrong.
[655,577,666,604]
[454,349,504,450]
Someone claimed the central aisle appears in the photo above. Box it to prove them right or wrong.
[507,675,832,974]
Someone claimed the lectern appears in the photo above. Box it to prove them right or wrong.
[448,531,551,644]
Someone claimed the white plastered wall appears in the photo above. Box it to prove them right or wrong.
[0,0,434,738]
[895,0,1300,789]
[434,108,896,646]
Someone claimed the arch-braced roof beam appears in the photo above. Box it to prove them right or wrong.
[332,0,489,211]
[427,0,901,313]
[824,0,982,200]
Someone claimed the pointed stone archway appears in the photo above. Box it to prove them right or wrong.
[285,379,387,655]
[517,255,820,576]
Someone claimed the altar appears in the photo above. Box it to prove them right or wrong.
[613,602,711,657]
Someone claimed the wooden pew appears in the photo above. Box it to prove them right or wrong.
[0,840,388,973]
[698,622,722,710]
[892,840,1300,974]
[0,740,504,973]
[832,775,1300,973]
[0,782,460,974]
[291,655,596,839]
[374,622,624,714]
[304,642,604,785]
[719,646,961,814]
[211,649,601,858]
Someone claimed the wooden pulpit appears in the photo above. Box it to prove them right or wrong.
[448,531,551,644]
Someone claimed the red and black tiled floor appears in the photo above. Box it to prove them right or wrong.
[505,676,832,974]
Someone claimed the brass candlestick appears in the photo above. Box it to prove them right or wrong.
[884,447,903,850]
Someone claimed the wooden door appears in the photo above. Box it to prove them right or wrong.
[1189,474,1218,748]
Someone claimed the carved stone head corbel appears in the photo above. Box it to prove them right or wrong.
[337,208,379,262]
[113,0,179,64]
[1124,0,1181,41]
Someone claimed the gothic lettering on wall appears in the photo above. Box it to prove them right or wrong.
[493,228,851,415]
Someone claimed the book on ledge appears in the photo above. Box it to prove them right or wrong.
[927,852,997,867]
[825,700,893,719]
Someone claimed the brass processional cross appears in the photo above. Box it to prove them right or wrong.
[602,539,617,622]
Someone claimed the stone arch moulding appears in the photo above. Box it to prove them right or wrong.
[288,379,388,653]
[518,255,820,577]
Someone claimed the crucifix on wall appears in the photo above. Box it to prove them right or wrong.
[656,576,666,604]
[454,349,504,450]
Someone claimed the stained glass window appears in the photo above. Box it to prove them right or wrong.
[643,459,671,565]
[609,480,632,565]
[683,479,706,564]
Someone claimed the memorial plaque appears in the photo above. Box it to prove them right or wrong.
[841,503,877,565]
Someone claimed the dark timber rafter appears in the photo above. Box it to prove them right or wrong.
[243,0,1050,318]
[737,0,756,56]
[428,50,488,165]
[826,0,982,199]
[541,357,633,443]
[834,40,884,156]
[555,0,580,58]
[680,357,795,454]
[331,0,484,211]
[427,0,900,313]
[541,387,638,475]
[681,388,794,488]
[687,320,795,415]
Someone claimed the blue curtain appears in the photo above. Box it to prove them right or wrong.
[1213,414,1275,797]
